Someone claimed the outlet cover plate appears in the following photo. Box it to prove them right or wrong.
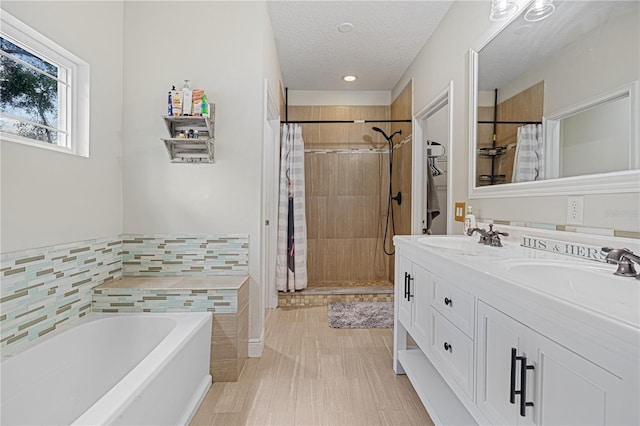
[567,196,584,225]
[454,202,466,222]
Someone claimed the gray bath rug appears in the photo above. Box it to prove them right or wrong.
[328,302,394,329]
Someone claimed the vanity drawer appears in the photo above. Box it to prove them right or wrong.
[431,274,474,337]
[429,308,475,401]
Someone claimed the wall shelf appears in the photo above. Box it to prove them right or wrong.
[161,110,215,163]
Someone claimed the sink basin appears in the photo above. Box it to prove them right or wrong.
[417,235,510,253]
[502,260,639,325]
[418,236,478,250]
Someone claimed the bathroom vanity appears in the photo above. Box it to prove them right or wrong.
[393,233,640,426]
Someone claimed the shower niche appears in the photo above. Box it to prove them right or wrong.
[161,110,216,163]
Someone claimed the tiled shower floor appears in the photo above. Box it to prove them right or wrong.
[278,280,394,307]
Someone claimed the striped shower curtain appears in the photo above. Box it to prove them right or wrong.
[276,123,307,292]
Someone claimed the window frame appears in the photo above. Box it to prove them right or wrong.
[0,11,90,157]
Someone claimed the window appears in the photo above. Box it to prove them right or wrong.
[0,11,89,156]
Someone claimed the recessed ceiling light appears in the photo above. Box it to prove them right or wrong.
[342,75,357,82]
[338,22,354,33]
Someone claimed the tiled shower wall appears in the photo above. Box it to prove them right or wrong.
[289,105,392,283]
[0,237,122,352]
[0,233,249,353]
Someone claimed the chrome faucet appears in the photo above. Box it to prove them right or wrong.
[601,247,640,279]
[467,224,509,247]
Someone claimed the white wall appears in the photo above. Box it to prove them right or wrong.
[0,1,124,253]
[121,1,281,348]
[395,0,640,233]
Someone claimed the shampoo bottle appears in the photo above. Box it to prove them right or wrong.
[202,94,210,118]
[463,206,477,235]
[182,80,192,116]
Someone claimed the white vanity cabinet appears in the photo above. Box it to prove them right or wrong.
[477,301,632,426]
[427,274,475,401]
[396,255,430,348]
[393,236,640,426]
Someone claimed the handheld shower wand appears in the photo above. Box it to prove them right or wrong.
[373,126,403,255]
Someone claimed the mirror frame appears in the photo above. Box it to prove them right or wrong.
[468,18,640,199]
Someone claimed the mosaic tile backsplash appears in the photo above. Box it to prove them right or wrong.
[122,234,249,276]
[1,233,249,353]
[0,237,122,350]
[92,288,238,314]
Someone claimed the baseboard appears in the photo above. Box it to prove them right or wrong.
[248,336,264,357]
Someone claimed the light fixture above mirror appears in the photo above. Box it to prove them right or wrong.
[524,0,555,22]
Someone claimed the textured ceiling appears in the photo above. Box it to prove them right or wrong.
[267,1,454,91]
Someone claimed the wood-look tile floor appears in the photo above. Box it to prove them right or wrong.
[190,306,433,426]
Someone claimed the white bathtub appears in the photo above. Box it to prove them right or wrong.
[1,312,212,425]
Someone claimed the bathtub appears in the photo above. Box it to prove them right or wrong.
[1,312,212,425]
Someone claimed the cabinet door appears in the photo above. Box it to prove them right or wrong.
[532,331,635,426]
[476,301,533,426]
[397,256,413,331]
[411,263,430,346]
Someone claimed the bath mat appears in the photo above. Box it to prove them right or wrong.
[328,302,394,329]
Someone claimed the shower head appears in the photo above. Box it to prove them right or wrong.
[372,126,402,143]
[372,126,390,141]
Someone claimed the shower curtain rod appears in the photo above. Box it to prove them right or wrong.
[477,120,542,125]
[282,119,412,124]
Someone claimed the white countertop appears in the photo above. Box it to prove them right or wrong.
[394,232,640,372]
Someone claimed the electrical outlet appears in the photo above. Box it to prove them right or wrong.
[454,202,466,222]
[567,196,584,225]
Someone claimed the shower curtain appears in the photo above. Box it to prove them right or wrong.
[276,123,308,292]
[513,123,544,182]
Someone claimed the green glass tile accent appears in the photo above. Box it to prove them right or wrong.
[72,278,92,288]
[614,230,640,239]
[64,289,79,298]
[15,255,45,265]
[15,305,45,319]
[1,290,28,303]
[4,267,26,276]
[70,247,90,254]
[111,303,135,307]
[62,256,77,263]
[84,258,96,264]
[36,268,54,277]
[18,315,47,331]
[7,331,28,344]
[38,325,56,337]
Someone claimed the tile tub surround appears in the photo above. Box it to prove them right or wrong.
[93,275,249,382]
[121,234,249,276]
[0,236,122,353]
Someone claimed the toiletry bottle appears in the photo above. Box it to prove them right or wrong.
[182,80,192,116]
[168,85,175,116]
[202,94,209,118]
[464,206,477,235]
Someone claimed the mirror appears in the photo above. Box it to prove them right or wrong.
[470,0,639,197]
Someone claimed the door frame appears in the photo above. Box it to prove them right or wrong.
[412,81,454,235]
[262,80,280,312]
